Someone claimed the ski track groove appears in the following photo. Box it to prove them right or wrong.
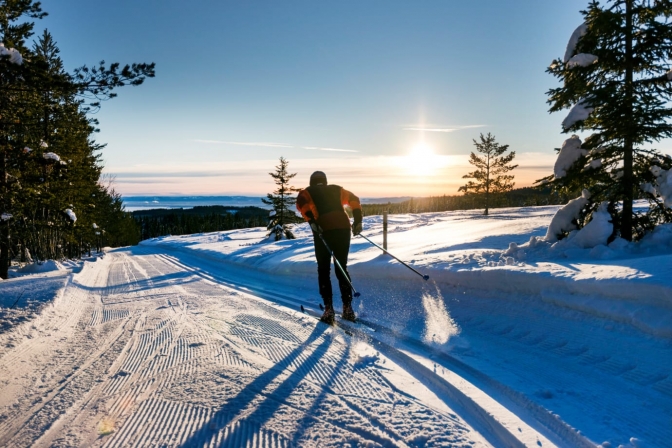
[0,279,86,372]
[225,322,391,403]
[3,247,624,447]
[88,308,131,326]
[442,290,672,446]
[462,290,672,394]
[0,308,132,446]
[148,247,573,446]
[109,242,671,446]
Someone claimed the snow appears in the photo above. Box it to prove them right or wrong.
[2,205,672,447]
[641,181,656,196]
[554,134,587,178]
[0,43,22,65]
[137,206,672,446]
[139,203,672,343]
[545,189,590,242]
[566,53,598,68]
[587,158,602,169]
[1,213,12,221]
[15,260,66,275]
[568,201,612,248]
[43,152,61,162]
[650,165,672,207]
[64,208,77,222]
[564,23,588,63]
[267,224,292,241]
[562,99,594,130]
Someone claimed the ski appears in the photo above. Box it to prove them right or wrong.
[300,304,375,333]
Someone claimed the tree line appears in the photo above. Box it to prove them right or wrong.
[361,187,566,217]
[133,206,270,240]
[0,1,154,278]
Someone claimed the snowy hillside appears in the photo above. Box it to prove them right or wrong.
[144,204,672,338]
[1,204,670,447]
[141,204,672,447]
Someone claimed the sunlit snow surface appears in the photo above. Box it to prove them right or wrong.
[2,205,672,447]
[145,204,672,333]
[141,204,672,446]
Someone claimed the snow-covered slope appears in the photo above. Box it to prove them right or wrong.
[141,204,672,447]
[143,205,672,338]
[1,205,670,447]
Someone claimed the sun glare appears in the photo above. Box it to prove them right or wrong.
[404,143,437,176]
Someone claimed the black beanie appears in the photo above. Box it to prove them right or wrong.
[310,171,327,186]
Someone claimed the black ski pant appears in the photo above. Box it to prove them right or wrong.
[313,228,352,309]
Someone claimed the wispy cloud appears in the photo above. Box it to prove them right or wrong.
[403,124,487,132]
[194,139,358,152]
[302,146,358,153]
[194,139,294,148]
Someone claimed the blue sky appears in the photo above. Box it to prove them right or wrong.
[38,0,590,197]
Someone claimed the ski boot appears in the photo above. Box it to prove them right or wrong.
[320,306,335,325]
[342,303,356,322]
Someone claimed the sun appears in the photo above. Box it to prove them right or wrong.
[405,143,436,176]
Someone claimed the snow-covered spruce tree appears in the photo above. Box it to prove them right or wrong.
[546,0,672,242]
[0,0,45,278]
[261,157,301,241]
[458,133,517,215]
[0,2,154,278]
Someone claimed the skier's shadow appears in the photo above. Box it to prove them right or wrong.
[180,324,343,447]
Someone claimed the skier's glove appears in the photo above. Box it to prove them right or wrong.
[309,220,322,234]
[352,208,363,236]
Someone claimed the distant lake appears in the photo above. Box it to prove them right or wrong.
[123,196,268,212]
[122,195,413,212]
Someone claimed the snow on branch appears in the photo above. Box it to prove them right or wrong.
[564,23,588,63]
[562,99,594,130]
[1,213,12,221]
[554,135,587,178]
[0,43,23,65]
[569,201,612,248]
[650,165,672,208]
[545,189,591,242]
[566,53,598,68]
[43,152,61,162]
[64,209,77,223]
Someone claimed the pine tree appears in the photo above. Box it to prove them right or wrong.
[0,0,45,278]
[458,133,517,215]
[261,157,301,241]
[0,2,154,278]
[546,0,672,241]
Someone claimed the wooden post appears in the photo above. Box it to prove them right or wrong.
[383,211,388,251]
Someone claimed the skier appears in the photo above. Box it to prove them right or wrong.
[296,171,363,324]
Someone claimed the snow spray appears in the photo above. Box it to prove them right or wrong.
[421,280,460,345]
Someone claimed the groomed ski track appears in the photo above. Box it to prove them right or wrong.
[0,244,668,447]
[0,249,500,447]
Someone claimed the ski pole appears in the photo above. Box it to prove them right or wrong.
[358,233,430,281]
[315,231,361,298]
